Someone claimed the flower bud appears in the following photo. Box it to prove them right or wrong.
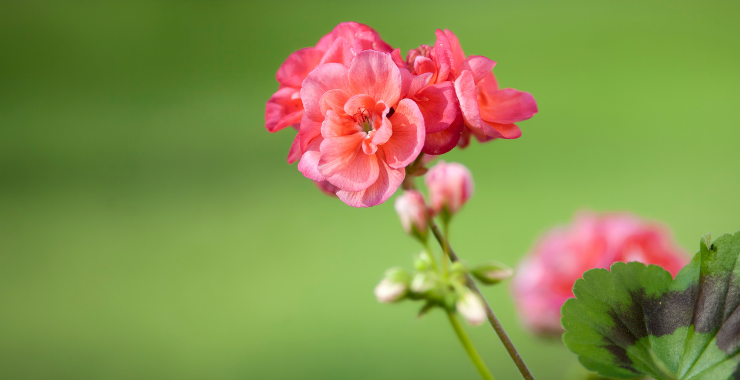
[410,273,435,293]
[413,251,433,271]
[471,261,514,285]
[374,279,407,303]
[456,290,486,326]
[424,161,473,219]
[394,190,429,240]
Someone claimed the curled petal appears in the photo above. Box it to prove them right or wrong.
[478,88,538,125]
[383,99,425,169]
[371,102,392,146]
[299,115,322,151]
[343,94,377,116]
[336,152,405,208]
[443,29,466,74]
[423,113,464,155]
[320,89,351,117]
[314,180,339,197]
[348,51,402,107]
[481,122,522,140]
[433,30,454,82]
[461,55,496,83]
[321,110,361,138]
[414,81,460,134]
[301,63,350,122]
[407,73,433,98]
[319,134,379,192]
[276,48,325,88]
[298,136,325,181]
[265,87,303,132]
[414,56,438,78]
[454,70,490,137]
[287,132,302,164]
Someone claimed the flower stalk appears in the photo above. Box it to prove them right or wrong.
[446,310,496,380]
[430,220,535,380]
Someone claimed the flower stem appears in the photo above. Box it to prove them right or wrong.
[430,220,536,380]
[446,310,496,380]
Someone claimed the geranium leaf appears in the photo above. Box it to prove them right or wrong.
[562,231,740,380]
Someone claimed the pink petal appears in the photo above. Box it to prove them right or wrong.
[276,48,325,88]
[321,110,362,138]
[318,37,354,66]
[422,109,464,155]
[336,152,405,208]
[265,87,302,132]
[319,134,380,192]
[298,136,325,181]
[383,98,425,169]
[483,122,522,139]
[313,180,339,197]
[443,29,466,74]
[454,70,488,136]
[301,63,350,122]
[399,67,415,99]
[299,115,322,151]
[287,132,303,164]
[461,55,496,84]
[414,56,437,77]
[433,30,453,82]
[348,50,402,107]
[407,73,433,98]
[320,89,351,116]
[371,102,392,146]
[391,48,405,69]
[414,81,460,134]
[343,94,377,116]
[458,128,471,149]
[478,88,538,124]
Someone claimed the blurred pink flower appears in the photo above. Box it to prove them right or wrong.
[265,22,394,161]
[298,50,425,207]
[424,161,473,216]
[511,212,690,337]
[394,190,429,238]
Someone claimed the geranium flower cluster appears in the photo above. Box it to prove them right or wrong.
[265,22,537,208]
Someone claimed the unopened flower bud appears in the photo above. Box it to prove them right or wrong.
[394,190,429,240]
[374,278,407,303]
[456,291,486,326]
[411,273,435,293]
[471,261,514,285]
[424,161,473,219]
[414,251,433,271]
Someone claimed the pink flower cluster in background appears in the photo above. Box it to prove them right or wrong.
[265,22,537,208]
[511,212,690,337]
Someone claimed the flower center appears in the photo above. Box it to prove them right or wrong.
[353,109,373,133]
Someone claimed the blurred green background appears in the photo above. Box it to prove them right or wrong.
[1,1,739,379]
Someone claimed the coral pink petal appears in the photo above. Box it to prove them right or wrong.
[399,67,415,99]
[301,63,350,122]
[287,131,303,164]
[319,134,380,192]
[479,88,539,124]
[433,30,454,82]
[371,102,393,146]
[344,94,377,116]
[443,29,466,73]
[458,128,471,149]
[383,99,425,169]
[276,48,325,88]
[336,153,405,208]
[348,50,402,107]
[299,115,322,151]
[414,56,438,77]
[462,56,496,83]
[391,48,405,69]
[319,38,354,66]
[423,114,463,155]
[298,137,325,181]
[319,89,351,117]
[272,111,303,133]
[485,122,522,139]
[322,110,362,138]
[478,72,499,93]
[407,73,433,98]
[454,70,487,134]
[415,81,460,134]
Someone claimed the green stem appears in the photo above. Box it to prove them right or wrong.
[446,310,496,380]
[422,240,439,271]
[430,220,535,380]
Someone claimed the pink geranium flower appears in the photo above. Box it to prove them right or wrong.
[298,50,425,207]
[511,212,689,337]
[264,22,394,162]
[422,30,538,147]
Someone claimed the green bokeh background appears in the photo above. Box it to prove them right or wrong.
[1,1,739,379]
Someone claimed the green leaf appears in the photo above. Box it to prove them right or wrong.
[562,231,740,380]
